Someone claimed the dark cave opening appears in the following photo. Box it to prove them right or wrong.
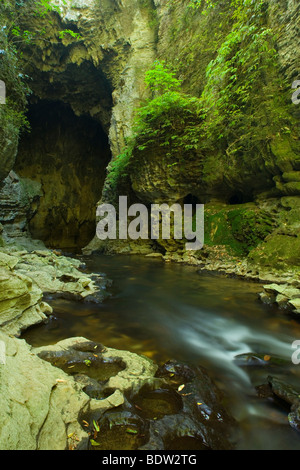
[183,194,201,216]
[228,191,248,205]
[15,99,112,250]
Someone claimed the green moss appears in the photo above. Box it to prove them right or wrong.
[282,172,300,183]
[270,136,300,173]
[0,1,31,182]
[204,204,275,256]
[249,234,300,271]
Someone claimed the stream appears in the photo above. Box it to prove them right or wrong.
[23,254,300,450]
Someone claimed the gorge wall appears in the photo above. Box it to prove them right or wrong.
[0,0,299,273]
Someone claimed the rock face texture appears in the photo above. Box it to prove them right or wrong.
[0,248,109,337]
[0,0,299,451]
[0,333,237,450]
[7,0,157,249]
[0,246,150,450]
[0,171,42,245]
[126,0,300,202]
[0,334,157,450]
[78,0,300,281]
[0,251,50,337]
[15,101,111,249]
[0,332,91,450]
[1,0,299,266]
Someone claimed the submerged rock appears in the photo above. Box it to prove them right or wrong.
[234,353,291,368]
[260,283,300,316]
[152,360,237,450]
[9,340,236,450]
[256,376,300,433]
[89,359,237,451]
[267,376,300,406]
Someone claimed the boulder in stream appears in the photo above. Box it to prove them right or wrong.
[256,376,300,433]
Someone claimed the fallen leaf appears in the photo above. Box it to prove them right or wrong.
[90,439,100,447]
[126,428,138,435]
[178,384,185,392]
[93,420,100,432]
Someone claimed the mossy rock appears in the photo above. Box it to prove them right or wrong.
[280,196,300,228]
[204,203,275,257]
[270,136,299,173]
[282,172,300,183]
[248,234,300,270]
[276,181,300,196]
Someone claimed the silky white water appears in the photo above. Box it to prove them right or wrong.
[23,254,300,450]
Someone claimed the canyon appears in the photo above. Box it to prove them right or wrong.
[0,0,299,450]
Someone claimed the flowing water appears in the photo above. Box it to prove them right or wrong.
[23,254,300,450]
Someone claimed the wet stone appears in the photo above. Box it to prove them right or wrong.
[90,411,149,451]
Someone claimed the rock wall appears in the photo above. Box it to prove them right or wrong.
[85,0,300,277]
[18,0,157,156]
[1,0,300,266]
[15,100,111,249]
[6,0,157,249]
[0,2,28,185]
[127,0,300,205]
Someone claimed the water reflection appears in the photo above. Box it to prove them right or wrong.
[23,254,300,450]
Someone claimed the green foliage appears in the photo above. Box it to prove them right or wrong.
[3,0,82,49]
[144,60,182,94]
[58,29,82,40]
[204,204,275,256]
[108,0,298,199]
[106,144,134,192]
[133,88,201,155]
[0,2,30,132]
[188,0,217,11]
[0,0,82,141]
[227,207,274,252]
[33,0,64,17]
[106,61,202,190]
[199,0,291,161]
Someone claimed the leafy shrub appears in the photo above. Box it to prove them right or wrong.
[106,60,202,189]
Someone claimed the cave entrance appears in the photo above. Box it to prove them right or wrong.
[228,190,253,205]
[15,99,112,250]
[183,194,201,216]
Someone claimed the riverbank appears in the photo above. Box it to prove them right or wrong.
[0,243,239,450]
[84,234,300,318]
[1,240,300,450]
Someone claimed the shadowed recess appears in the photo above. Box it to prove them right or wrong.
[15,100,112,249]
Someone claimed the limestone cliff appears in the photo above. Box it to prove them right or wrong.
[7,0,157,249]
[85,0,300,278]
[0,0,299,274]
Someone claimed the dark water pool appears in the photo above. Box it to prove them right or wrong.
[23,254,300,450]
